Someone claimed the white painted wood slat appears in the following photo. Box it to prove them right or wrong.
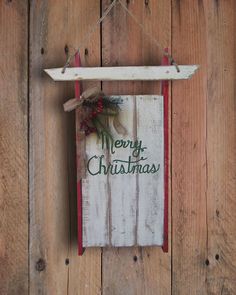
[82,133,109,246]
[109,97,137,247]
[137,96,164,246]
[44,66,199,81]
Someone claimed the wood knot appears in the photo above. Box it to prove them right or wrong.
[35,258,46,272]
[64,45,69,55]
[215,254,220,260]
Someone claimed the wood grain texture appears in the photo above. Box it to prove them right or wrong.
[29,1,101,294]
[204,1,236,293]
[30,1,71,293]
[102,0,171,294]
[109,97,137,247]
[137,96,164,246]
[82,132,109,247]
[66,0,102,293]
[172,1,236,294]
[0,2,28,294]
[45,65,199,81]
[172,1,208,295]
[172,1,208,294]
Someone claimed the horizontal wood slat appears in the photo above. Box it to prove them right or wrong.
[45,65,199,81]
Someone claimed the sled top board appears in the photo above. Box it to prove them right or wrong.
[44,65,199,81]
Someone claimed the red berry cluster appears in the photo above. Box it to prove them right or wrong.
[80,97,104,136]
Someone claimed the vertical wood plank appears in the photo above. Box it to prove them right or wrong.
[82,132,109,247]
[109,96,137,247]
[205,1,236,293]
[102,1,171,294]
[30,1,71,293]
[136,96,164,246]
[66,0,102,293]
[0,2,28,294]
[172,1,208,294]
[30,1,101,294]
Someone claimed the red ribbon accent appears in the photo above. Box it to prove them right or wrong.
[74,53,84,256]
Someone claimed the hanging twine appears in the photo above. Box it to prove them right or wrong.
[62,0,179,73]
[62,0,119,73]
[118,0,179,71]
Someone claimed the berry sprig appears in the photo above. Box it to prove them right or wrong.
[80,97,104,136]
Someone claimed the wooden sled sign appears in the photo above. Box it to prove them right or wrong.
[45,63,198,251]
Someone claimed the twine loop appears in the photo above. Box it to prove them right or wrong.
[62,0,179,73]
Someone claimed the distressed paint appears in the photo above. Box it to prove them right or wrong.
[137,96,164,246]
[109,96,137,247]
[44,65,199,81]
[82,95,164,247]
[82,133,110,246]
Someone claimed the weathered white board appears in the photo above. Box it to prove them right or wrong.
[82,95,164,247]
[44,65,199,81]
[82,132,109,246]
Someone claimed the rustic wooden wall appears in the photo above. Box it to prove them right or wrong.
[0,2,28,294]
[0,0,235,294]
